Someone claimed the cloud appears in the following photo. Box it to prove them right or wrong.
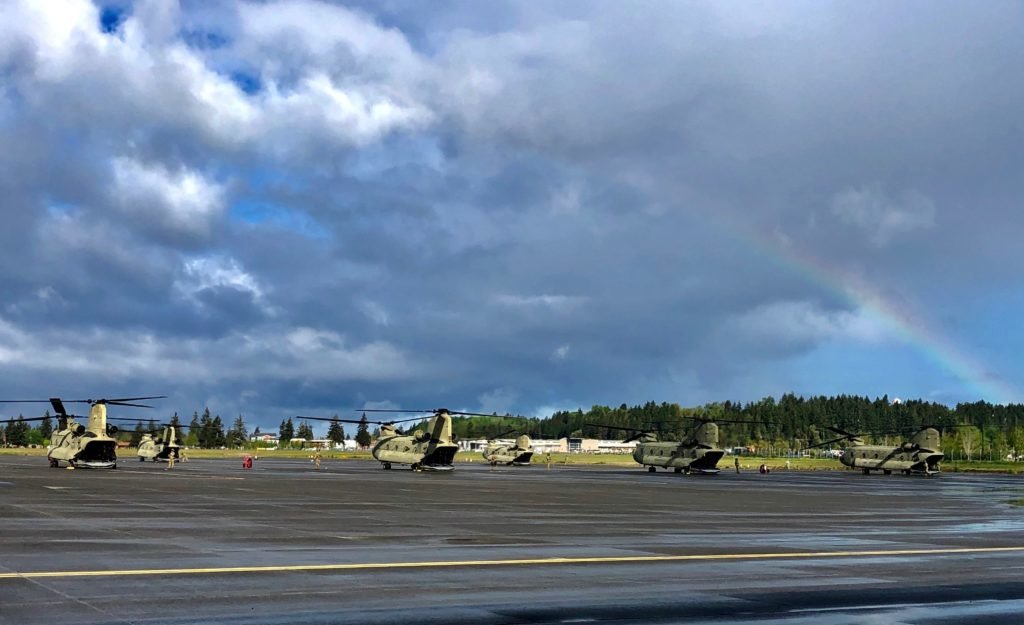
[551,344,570,361]
[175,255,271,314]
[0,312,417,383]
[831,186,936,246]
[111,157,226,239]
[1,1,1021,424]
[476,387,520,415]
[724,300,886,356]
[493,294,587,312]
[357,300,391,326]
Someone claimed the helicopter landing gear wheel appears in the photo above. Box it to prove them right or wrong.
[883,470,892,476]
[684,467,691,475]
[49,458,59,468]
[902,469,911,475]
[411,463,420,471]
[862,468,870,475]
[674,467,682,473]
[647,466,656,473]
[139,457,145,462]
[382,462,391,470]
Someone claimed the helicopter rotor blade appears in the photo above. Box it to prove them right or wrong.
[103,401,157,408]
[826,425,859,438]
[487,428,520,440]
[803,435,855,450]
[0,415,53,424]
[357,408,532,419]
[622,431,650,444]
[62,396,167,404]
[583,423,643,432]
[296,415,428,427]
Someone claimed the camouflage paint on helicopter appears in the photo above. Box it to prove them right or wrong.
[811,426,946,475]
[588,418,761,475]
[482,432,534,466]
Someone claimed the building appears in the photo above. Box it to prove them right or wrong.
[568,438,637,453]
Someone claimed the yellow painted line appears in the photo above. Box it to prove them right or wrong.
[1,546,1023,580]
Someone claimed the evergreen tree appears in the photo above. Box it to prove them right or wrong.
[197,408,213,448]
[169,412,182,428]
[355,413,371,448]
[279,418,294,444]
[228,414,248,447]
[211,415,226,448]
[296,420,314,441]
[187,411,200,447]
[4,416,30,447]
[38,411,53,441]
[327,416,346,445]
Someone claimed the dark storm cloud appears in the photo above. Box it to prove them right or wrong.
[1,0,1022,429]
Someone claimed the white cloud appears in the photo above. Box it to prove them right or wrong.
[727,300,885,352]
[477,387,520,415]
[0,313,417,383]
[2,0,432,165]
[111,157,226,238]
[357,300,390,326]
[494,294,588,312]
[831,186,936,246]
[176,255,272,314]
[551,344,570,361]
[260,73,431,152]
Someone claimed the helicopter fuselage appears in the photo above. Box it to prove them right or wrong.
[482,444,534,466]
[372,434,459,471]
[137,438,179,461]
[633,441,725,474]
[137,426,180,462]
[47,420,118,469]
[841,444,943,475]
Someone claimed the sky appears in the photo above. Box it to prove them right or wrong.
[1,0,1023,434]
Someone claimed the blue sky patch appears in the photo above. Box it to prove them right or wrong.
[99,5,126,34]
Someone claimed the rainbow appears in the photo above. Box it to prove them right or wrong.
[723,218,1016,405]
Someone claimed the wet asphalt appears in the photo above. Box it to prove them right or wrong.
[1,454,1022,624]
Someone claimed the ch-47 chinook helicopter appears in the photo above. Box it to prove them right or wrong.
[137,425,179,462]
[300,408,503,471]
[808,425,947,475]
[482,430,534,466]
[589,418,758,474]
[0,396,165,469]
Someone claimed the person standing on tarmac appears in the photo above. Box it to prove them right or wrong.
[734,456,740,474]
[166,450,175,471]
[314,450,322,470]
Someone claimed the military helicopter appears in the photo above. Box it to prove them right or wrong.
[135,423,182,462]
[482,430,534,466]
[808,425,947,475]
[127,421,222,463]
[588,418,758,474]
[299,408,504,471]
[0,396,165,469]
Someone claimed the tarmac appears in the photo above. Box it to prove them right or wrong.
[1,454,1022,625]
